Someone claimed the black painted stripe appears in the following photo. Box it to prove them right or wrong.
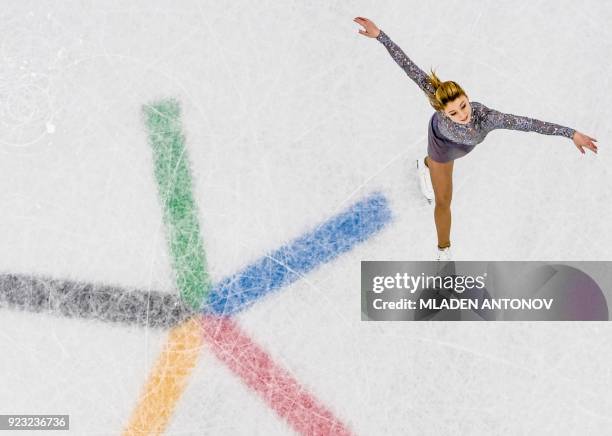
[0,273,196,329]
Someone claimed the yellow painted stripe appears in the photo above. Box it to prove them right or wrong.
[123,317,203,435]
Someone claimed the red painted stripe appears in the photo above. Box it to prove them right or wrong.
[201,316,353,436]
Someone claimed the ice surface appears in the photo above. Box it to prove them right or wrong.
[1,0,612,434]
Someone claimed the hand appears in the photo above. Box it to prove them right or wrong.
[572,131,598,155]
[353,17,381,38]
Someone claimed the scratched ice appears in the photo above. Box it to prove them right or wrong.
[1,1,612,435]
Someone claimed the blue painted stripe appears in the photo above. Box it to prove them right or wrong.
[203,192,392,315]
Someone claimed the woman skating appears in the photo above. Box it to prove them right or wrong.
[354,17,599,260]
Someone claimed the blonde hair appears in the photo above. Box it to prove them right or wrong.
[427,68,466,111]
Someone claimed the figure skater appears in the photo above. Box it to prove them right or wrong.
[354,17,598,261]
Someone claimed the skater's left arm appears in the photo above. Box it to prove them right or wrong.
[482,104,598,154]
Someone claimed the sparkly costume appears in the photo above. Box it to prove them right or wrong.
[376,30,575,162]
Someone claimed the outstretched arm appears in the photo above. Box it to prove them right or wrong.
[482,103,575,138]
[375,30,436,97]
[353,17,435,97]
[481,103,598,154]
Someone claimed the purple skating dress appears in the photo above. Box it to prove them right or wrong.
[376,30,576,163]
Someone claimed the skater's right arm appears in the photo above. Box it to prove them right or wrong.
[375,30,436,97]
[354,17,435,97]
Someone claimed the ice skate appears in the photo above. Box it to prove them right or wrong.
[416,157,434,204]
[436,246,452,261]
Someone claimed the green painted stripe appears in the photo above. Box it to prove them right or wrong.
[143,98,211,309]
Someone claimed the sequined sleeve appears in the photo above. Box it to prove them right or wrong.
[376,30,436,97]
[482,103,575,139]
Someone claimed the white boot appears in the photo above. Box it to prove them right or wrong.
[416,157,434,204]
[436,246,452,261]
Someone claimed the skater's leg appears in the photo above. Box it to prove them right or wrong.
[427,158,454,248]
